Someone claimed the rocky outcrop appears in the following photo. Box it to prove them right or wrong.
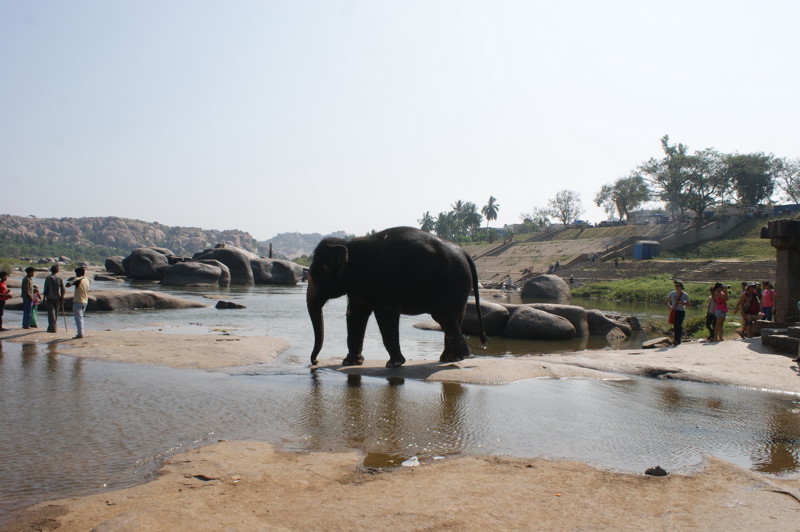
[122,248,173,280]
[0,214,260,256]
[503,307,576,340]
[105,256,126,275]
[215,300,246,309]
[191,245,258,285]
[161,260,232,288]
[5,290,206,311]
[521,274,572,300]
[422,301,636,344]
[462,301,510,336]
[250,258,304,285]
[586,309,633,336]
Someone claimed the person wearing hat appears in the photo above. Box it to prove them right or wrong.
[21,266,36,329]
[666,281,689,346]
[43,264,66,333]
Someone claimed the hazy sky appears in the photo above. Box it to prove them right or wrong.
[2,1,798,240]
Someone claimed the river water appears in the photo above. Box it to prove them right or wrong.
[1,281,798,522]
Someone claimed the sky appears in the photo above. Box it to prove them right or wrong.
[2,1,798,240]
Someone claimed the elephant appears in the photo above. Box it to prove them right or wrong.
[307,226,488,368]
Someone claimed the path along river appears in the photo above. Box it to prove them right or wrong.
[1,280,798,521]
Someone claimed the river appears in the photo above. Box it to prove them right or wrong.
[0,280,797,522]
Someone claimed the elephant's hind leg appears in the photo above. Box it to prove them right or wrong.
[435,315,470,363]
[374,310,406,368]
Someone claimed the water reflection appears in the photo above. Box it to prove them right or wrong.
[1,341,799,524]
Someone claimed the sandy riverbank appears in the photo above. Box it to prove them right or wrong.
[2,328,799,530]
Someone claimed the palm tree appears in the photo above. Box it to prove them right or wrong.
[481,196,500,228]
[418,211,436,233]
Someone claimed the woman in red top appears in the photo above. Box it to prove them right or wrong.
[761,281,776,322]
[0,271,12,331]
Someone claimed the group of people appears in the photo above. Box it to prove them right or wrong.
[0,265,90,338]
[667,279,778,345]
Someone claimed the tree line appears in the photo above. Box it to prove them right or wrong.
[418,135,800,240]
[596,135,799,223]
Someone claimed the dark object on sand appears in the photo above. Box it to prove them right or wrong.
[644,466,668,476]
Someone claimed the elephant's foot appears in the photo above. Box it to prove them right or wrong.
[385,358,405,368]
[342,354,365,366]
[439,352,468,363]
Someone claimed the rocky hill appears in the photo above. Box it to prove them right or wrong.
[0,214,347,260]
[261,231,351,259]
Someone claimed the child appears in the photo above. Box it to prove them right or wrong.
[30,286,42,328]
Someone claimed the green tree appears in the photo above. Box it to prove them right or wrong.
[451,200,483,238]
[418,211,436,232]
[481,196,500,228]
[547,189,583,225]
[594,173,650,221]
[722,153,776,207]
[639,136,726,224]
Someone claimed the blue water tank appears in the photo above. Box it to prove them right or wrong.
[633,241,660,260]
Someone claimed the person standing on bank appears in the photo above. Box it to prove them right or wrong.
[43,264,66,333]
[705,285,717,341]
[712,283,729,342]
[666,281,689,346]
[66,266,90,339]
[0,271,12,331]
[21,266,35,329]
[761,281,776,322]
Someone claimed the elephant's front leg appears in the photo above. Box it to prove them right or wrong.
[344,302,371,366]
[374,309,406,368]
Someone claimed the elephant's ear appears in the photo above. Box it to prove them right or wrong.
[330,244,348,281]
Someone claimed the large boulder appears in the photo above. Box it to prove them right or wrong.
[529,303,589,337]
[250,258,304,285]
[503,307,576,340]
[105,256,126,275]
[192,245,258,285]
[462,301,510,336]
[586,309,633,336]
[521,274,571,300]
[10,290,209,312]
[122,248,173,280]
[161,260,231,288]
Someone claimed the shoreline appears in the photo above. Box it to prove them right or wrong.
[2,328,800,530]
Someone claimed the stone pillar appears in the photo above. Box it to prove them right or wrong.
[761,219,800,323]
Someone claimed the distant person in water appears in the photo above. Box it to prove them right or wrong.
[43,264,66,333]
[0,271,12,330]
[666,281,689,346]
[66,266,90,339]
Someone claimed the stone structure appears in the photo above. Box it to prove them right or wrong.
[761,219,800,322]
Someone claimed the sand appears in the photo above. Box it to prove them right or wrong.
[2,328,799,531]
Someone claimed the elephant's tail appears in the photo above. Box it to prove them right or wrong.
[467,254,489,348]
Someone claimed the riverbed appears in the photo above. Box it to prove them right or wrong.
[1,281,798,522]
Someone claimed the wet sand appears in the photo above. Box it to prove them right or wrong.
[2,328,799,530]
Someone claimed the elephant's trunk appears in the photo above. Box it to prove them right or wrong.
[307,276,326,365]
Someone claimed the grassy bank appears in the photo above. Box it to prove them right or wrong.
[570,274,722,306]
